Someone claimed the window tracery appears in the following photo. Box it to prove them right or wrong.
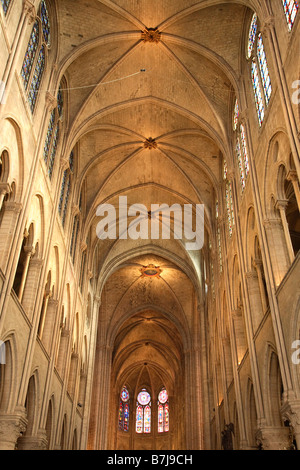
[43,85,63,180]
[21,1,50,113]
[136,389,151,434]
[247,12,272,126]
[158,388,169,433]
[119,386,130,432]
[223,160,235,237]
[1,0,11,16]
[282,0,299,30]
[59,151,74,227]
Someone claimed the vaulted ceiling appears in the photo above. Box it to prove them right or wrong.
[56,0,259,339]
[55,1,258,284]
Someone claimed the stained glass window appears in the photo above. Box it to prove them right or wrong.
[251,59,265,126]
[247,13,272,126]
[43,86,64,180]
[70,215,80,263]
[247,13,258,59]
[57,86,64,119]
[225,181,235,237]
[58,151,73,227]
[21,21,40,90]
[136,406,143,434]
[223,161,235,237]
[119,386,130,432]
[28,45,45,113]
[240,124,249,177]
[223,160,228,181]
[136,389,151,434]
[282,0,299,30]
[234,100,250,191]
[1,0,11,15]
[217,227,223,272]
[58,170,67,215]
[48,123,59,180]
[62,175,71,227]
[40,0,51,46]
[257,33,272,105]
[158,388,169,433]
[236,138,246,191]
[144,406,151,433]
[233,99,239,131]
[20,1,50,113]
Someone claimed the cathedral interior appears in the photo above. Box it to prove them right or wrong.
[0,0,300,451]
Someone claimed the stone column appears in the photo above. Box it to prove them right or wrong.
[18,245,34,302]
[255,426,290,450]
[93,343,113,450]
[245,271,264,333]
[281,399,300,450]
[0,182,11,212]
[37,290,51,338]
[42,298,59,352]
[263,218,290,286]
[286,170,300,210]
[275,199,295,265]
[17,431,48,450]
[0,202,22,272]
[21,258,43,321]
[253,259,268,314]
[232,308,246,364]
[67,352,79,399]
[0,412,27,450]
[56,328,70,377]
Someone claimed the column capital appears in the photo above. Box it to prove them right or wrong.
[261,15,275,37]
[263,217,282,228]
[245,270,258,281]
[232,308,242,319]
[0,412,27,450]
[45,91,57,112]
[3,201,22,213]
[59,157,70,171]
[0,182,11,196]
[71,204,80,217]
[23,0,36,24]
[253,258,263,269]
[286,170,298,182]
[275,199,289,211]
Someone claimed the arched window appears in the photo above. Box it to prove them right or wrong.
[158,388,169,433]
[70,214,80,264]
[223,160,235,237]
[119,386,130,432]
[21,0,51,113]
[233,98,239,131]
[216,202,223,273]
[1,0,11,15]
[240,124,250,177]
[28,45,45,113]
[257,33,272,106]
[136,389,151,434]
[251,60,265,126]
[247,12,258,59]
[70,188,84,265]
[43,85,63,180]
[247,12,272,126]
[233,101,250,192]
[282,0,299,31]
[58,151,74,227]
[79,248,87,292]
